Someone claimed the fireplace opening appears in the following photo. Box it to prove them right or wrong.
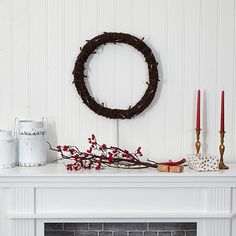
[44,222,197,236]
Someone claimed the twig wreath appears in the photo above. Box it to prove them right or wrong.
[73,32,159,119]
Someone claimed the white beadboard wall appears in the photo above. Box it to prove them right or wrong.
[0,0,236,162]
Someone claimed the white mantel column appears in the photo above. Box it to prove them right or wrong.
[9,187,35,236]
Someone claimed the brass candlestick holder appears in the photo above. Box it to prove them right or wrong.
[219,131,229,170]
[195,128,201,154]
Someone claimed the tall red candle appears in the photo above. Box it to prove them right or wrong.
[220,90,225,132]
[196,89,201,130]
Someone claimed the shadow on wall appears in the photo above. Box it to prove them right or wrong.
[45,117,58,163]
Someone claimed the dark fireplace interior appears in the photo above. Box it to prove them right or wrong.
[44,222,197,236]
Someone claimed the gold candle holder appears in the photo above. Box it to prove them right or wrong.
[195,128,201,154]
[219,131,229,170]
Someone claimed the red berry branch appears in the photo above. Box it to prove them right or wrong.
[48,134,186,171]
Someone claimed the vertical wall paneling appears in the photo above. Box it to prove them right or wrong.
[218,0,235,162]
[116,0,133,151]
[131,0,150,157]
[0,0,12,129]
[30,0,46,119]
[149,0,168,160]
[96,0,117,146]
[47,0,64,144]
[233,0,236,161]
[78,0,116,149]
[118,0,151,155]
[181,0,186,156]
[77,0,84,148]
[80,0,100,149]
[166,0,184,158]
[63,0,81,145]
[201,0,218,155]
[0,0,236,162]
[184,0,201,155]
[13,0,29,119]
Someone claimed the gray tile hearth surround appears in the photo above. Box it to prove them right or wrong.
[45,223,197,236]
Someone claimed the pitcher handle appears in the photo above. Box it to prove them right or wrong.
[42,117,47,131]
[13,117,19,138]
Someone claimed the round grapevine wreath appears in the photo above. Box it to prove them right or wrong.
[73,32,159,119]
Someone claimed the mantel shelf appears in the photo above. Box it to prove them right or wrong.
[0,162,236,186]
[0,161,236,177]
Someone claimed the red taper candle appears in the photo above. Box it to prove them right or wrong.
[220,90,225,132]
[196,89,201,130]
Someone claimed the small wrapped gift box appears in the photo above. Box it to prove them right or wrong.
[157,164,184,173]
[157,159,186,173]
[188,154,219,172]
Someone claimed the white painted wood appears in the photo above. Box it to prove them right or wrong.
[183,0,201,155]
[201,0,218,156]
[218,0,235,162]
[0,0,12,129]
[149,0,168,161]
[232,188,236,235]
[0,163,236,236]
[46,0,65,145]
[36,187,203,214]
[129,0,151,159]
[0,0,236,162]
[12,0,29,120]
[30,0,46,120]
[116,0,134,150]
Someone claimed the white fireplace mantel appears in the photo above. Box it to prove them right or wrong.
[0,162,236,236]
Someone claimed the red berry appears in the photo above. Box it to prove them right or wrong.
[74,166,79,171]
[74,154,79,161]
[69,148,75,154]
[96,165,101,170]
[109,156,113,165]
[63,145,69,151]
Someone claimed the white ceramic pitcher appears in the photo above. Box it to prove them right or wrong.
[0,130,16,168]
[16,118,47,167]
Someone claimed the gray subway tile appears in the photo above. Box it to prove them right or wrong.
[114,231,128,236]
[158,232,171,236]
[186,231,197,236]
[150,223,196,231]
[104,223,147,231]
[45,223,64,231]
[99,231,113,236]
[144,232,157,236]
[76,231,98,236]
[45,222,197,236]
[65,223,89,230]
[45,231,74,236]
[129,232,143,236]
[171,232,185,236]
[89,223,103,230]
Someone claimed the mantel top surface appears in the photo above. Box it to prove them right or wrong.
[0,161,235,178]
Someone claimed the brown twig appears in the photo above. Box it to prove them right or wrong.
[47,135,186,171]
